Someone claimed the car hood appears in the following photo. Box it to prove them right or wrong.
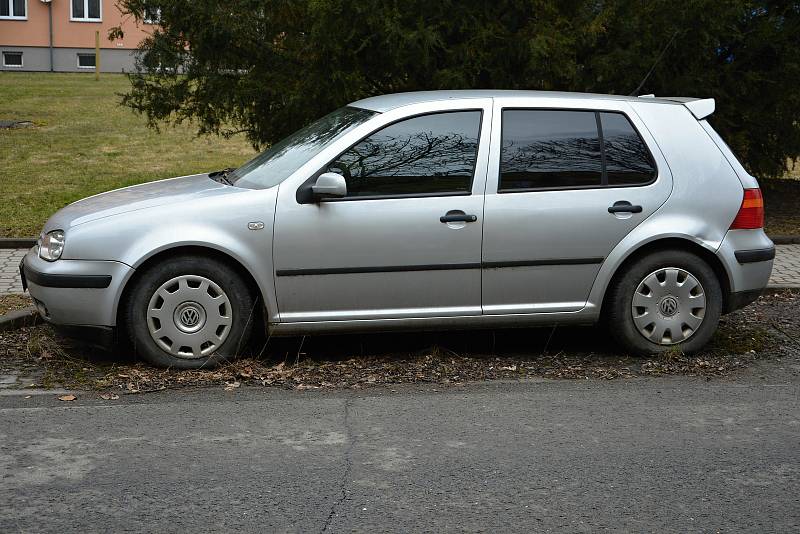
[44,174,246,231]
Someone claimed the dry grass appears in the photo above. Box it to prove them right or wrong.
[0,72,255,237]
[0,294,31,315]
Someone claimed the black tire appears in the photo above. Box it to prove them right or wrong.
[605,249,723,355]
[124,255,256,369]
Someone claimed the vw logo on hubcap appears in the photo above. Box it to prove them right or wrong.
[173,301,206,333]
[180,307,200,327]
[659,296,679,317]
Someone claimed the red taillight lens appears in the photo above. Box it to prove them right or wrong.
[730,188,764,229]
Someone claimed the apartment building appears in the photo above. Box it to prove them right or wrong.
[0,0,153,72]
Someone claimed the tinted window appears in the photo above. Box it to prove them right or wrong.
[332,111,481,198]
[600,112,655,185]
[72,0,83,18]
[500,110,602,191]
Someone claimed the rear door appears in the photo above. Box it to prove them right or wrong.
[481,99,672,314]
[273,100,493,322]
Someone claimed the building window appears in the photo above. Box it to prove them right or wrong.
[71,0,101,22]
[77,53,96,69]
[143,6,161,24]
[0,0,27,19]
[2,51,23,67]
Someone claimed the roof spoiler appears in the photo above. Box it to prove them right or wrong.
[638,95,715,120]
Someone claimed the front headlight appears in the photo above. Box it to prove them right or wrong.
[38,230,65,261]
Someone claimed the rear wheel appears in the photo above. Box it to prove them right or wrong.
[125,256,256,368]
[605,250,723,355]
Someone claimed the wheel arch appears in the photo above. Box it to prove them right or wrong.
[115,245,267,328]
[598,237,732,317]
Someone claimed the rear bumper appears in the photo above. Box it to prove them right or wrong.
[716,230,774,294]
[21,250,132,327]
[734,247,776,264]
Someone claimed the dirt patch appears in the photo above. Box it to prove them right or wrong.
[0,290,797,393]
[0,294,31,315]
[763,178,800,236]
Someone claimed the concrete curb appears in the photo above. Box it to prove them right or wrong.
[771,236,800,245]
[0,238,35,249]
[0,307,42,332]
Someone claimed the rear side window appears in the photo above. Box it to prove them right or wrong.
[332,111,481,198]
[500,110,602,190]
[499,109,655,192]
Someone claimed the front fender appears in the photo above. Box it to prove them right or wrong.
[61,187,279,323]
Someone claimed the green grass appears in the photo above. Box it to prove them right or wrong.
[0,72,255,237]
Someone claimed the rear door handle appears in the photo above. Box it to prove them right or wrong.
[440,211,478,223]
[608,201,643,214]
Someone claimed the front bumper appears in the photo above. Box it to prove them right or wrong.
[21,249,133,327]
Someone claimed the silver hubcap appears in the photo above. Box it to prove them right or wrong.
[146,275,233,359]
[632,267,706,345]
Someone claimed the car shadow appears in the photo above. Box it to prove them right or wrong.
[259,324,619,363]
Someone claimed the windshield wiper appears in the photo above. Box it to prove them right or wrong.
[209,167,236,185]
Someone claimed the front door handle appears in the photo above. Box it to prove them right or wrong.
[608,201,643,214]
[440,211,478,223]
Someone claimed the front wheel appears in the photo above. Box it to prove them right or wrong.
[124,256,256,368]
[605,250,723,355]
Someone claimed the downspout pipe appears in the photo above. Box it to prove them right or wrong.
[47,1,54,72]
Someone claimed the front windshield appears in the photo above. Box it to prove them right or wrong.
[228,106,377,190]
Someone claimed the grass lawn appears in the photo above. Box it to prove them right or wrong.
[0,72,255,237]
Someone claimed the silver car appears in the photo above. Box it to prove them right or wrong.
[21,90,775,368]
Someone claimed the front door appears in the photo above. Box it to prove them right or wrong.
[481,102,672,314]
[273,104,492,323]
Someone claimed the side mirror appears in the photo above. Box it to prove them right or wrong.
[311,172,347,200]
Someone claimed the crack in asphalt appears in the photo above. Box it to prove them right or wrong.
[320,396,355,533]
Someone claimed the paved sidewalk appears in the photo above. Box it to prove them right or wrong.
[0,248,26,295]
[1,245,799,296]
[770,244,800,287]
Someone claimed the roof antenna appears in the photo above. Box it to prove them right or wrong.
[629,31,679,96]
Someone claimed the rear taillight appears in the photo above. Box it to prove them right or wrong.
[730,188,764,229]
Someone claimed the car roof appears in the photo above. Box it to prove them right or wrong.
[349,90,686,113]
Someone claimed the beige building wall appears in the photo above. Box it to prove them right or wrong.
[0,0,154,72]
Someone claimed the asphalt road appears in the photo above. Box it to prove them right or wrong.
[1,375,799,533]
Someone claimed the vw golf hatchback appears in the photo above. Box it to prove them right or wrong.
[21,91,775,368]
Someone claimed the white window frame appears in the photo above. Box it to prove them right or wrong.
[77,53,96,69]
[143,7,160,24]
[0,0,27,20]
[70,0,102,22]
[2,51,24,67]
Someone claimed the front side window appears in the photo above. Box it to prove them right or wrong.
[499,109,655,191]
[77,53,96,68]
[331,111,482,198]
[71,0,101,21]
[0,0,26,19]
[2,51,23,67]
